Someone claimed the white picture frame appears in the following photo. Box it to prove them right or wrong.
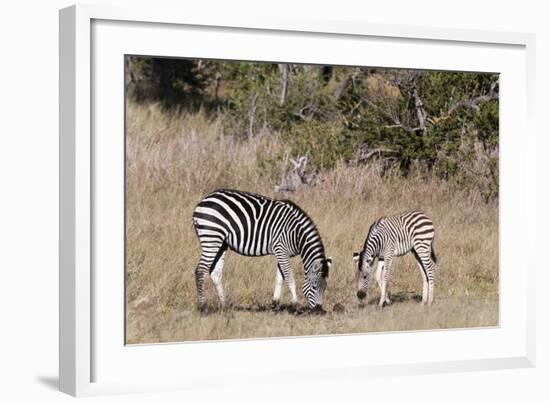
[59,3,536,397]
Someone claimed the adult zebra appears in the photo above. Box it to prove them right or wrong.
[353,210,437,306]
[192,189,332,312]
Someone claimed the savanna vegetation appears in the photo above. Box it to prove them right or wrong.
[125,57,499,343]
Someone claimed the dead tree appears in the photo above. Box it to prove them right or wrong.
[356,146,399,164]
[278,64,290,106]
[390,70,428,136]
[275,156,316,192]
[333,67,362,99]
[247,92,259,139]
[411,86,427,136]
[433,81,499,123]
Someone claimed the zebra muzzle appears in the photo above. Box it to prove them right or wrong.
[357,290,367,300]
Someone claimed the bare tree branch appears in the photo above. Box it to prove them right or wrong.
[333,68,361,99]
[386,70,429,136]
[278,64,289,106]
[433,81,499,123]
[275,156,316,192]
[293,100,339,122]
[411,87,427,136]
[361,96,420,133]
[292,103,315,121]
[356,147,399,163]
[247,92,258,139]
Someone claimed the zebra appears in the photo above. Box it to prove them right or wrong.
[353,210,437,307]
[192,189,332,312]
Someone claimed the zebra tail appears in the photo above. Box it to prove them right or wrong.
[431,240,438,264]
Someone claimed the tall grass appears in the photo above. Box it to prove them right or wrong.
[126,102,498,344]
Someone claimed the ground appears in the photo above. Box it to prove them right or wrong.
[125,103,499,344]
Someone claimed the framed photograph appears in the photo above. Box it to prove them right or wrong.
[59,4,536,396]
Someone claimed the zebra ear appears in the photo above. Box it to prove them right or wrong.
[353,252,360,263]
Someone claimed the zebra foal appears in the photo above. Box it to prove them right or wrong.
[353,210,437,306]
[192,189,332,312]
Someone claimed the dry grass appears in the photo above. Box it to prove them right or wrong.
[125,102,499,344]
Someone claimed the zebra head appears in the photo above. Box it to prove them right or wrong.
[354,251,373,301]
[303,257,332,310]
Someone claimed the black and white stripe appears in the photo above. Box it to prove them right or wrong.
[353,210,437,306]
[192,189,331,311]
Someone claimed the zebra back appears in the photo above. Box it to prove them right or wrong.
[363,210,435,258]
[192,189,328,275]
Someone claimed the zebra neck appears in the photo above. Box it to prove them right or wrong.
[365,239,381,259]
[298,229,325,272]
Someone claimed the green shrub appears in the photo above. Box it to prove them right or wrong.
[126,56,499,201]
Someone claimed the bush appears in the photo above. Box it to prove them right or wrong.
[126,56,499,201]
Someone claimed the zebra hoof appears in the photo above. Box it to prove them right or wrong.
[271,300,281,310]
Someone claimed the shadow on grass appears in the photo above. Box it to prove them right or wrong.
[366,291,423,305]
[198,294,426,317]
[199,302,330,316]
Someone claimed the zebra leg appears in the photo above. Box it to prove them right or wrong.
[195,240,227,312]
[195,256,210,312]
[210,249,227,308]
[413,244,435,305]
[427,241,436,305]
[379,253,394,308]
[285,269,298,307]
[275,252,297,307]
[272,264,284,308]
[375,260,391,305]
[413,251,429,304]
[426,259,435,305]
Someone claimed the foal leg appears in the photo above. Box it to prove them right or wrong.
[426,259,435,305]
[375,260,391,305]
[379,253,394,307]
[413,243,435,305]
[412,249,429,304]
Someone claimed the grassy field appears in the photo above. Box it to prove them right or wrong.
[125,102,499,344]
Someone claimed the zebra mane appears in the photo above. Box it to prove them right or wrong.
[280,198,304,211]
[280,199,327,259]
[280,199,315,225]
[210,188,271,201]
[363,218,382,249]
